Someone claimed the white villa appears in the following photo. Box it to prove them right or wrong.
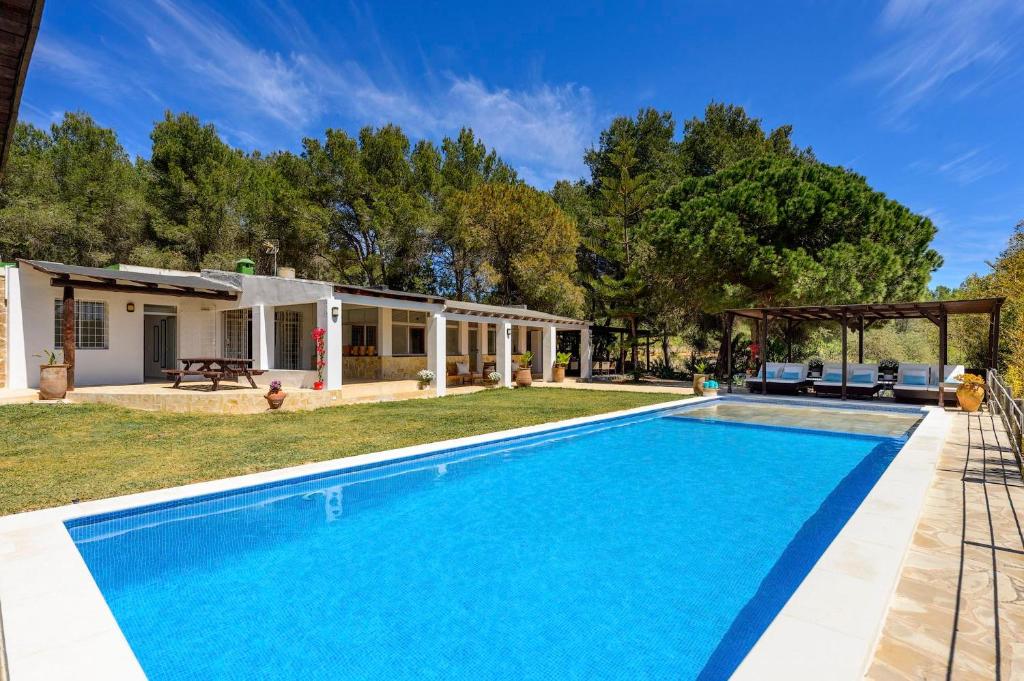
[0,260,593,397]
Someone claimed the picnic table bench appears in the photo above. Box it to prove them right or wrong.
[162,357,266,390]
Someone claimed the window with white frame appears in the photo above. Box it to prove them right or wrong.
[390,309,427,355]
[274,310,302,369]
[53,300,108,349]
[486,326,496,353]
[222,309,252,359]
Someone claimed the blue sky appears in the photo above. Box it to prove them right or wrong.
[19,0,1024,288]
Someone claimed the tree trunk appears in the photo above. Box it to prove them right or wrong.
[661,333,670,368]
[715,314,729,379]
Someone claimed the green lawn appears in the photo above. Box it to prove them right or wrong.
[0,387,684,516]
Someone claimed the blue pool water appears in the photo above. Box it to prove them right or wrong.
[68,407,908,680]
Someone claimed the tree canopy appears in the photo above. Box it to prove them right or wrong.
[0,102,956,372]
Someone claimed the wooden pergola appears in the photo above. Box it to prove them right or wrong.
[724,298,1005,404]
[0,0,45,176]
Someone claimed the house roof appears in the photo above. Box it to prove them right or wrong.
[0,0,44,176]
[335,284,589,326]
[443,299,589,327]
[726,298,1005,323]
[19,260,241,300]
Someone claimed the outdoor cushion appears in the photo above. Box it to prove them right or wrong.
[456,362,469,375]
[822,370,843,382]
[903,372,927,386]
[851,370,874,384]
[780,369,801,380]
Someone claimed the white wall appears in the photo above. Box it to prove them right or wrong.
[14,266,230,388]
[5,268,27,389]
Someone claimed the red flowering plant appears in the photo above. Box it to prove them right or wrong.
[312,327,327,389]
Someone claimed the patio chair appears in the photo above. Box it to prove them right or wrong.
[746,362,811,394]
[815,362,882,398]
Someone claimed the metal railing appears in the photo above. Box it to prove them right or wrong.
[987,369,1023,475]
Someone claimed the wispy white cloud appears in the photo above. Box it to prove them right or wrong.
[859,0,1024,119]
[910,147,1007,185]
[119,0,594,185]
[31,37,127,100]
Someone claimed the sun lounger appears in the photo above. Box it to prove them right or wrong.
[814,362,882,398]
[893,364,964,402]
[746,362,810,394]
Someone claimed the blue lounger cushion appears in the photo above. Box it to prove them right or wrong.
[851,371,874,384]
[902,373,927,386]
[780,369,801,380]
[822,371,843,382]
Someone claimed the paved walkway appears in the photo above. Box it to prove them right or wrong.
[867,409,1024,680]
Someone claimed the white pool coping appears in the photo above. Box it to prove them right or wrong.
[0,395,945,680]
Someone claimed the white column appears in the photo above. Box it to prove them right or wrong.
[542,325,557,382]
[580,326,593,380]
[480,322,489,355]
[379,307,392,356]
[458,320,469,356]
[317,298,343,390]
[427,311,447,397]
[495,320,513,388]
[251,305,274,370]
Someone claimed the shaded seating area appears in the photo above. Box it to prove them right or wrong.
[814,362,883,398]
[893,364,965,403]
[745,362,811,394]
[724,298,1005,404]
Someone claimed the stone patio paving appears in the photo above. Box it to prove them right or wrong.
[867,408,1024,680]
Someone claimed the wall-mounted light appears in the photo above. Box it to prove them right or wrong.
[331,306,340,322]
[506,327,513,338]
[126,302,135,313]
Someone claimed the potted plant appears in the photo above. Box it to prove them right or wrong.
[487,371,502,387]
[956,374,985,413]
[692,360,709,396]
[702,379,720,397]
[552,352,571,383]
[515,351,534,387]
[265,380,287,410]
[35,349,69,400]
[416,369,435,390]
[312,327,326,390]
[879,358,899,382]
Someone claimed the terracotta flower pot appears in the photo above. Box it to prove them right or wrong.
[38,364,69,400]
[692,373,708,396]
[515,367,533,387]
[265,391,287,410]
[552,366,566,383]
[956,383,984,413]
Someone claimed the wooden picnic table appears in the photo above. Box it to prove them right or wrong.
[163,357,265,390]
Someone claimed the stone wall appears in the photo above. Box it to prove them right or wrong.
[0,274,6,389]
[343,356,382,380]
[381,356,428,380]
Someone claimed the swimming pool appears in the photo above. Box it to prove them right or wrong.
[67,403,915,680]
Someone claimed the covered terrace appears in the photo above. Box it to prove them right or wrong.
[724,298,1005,404]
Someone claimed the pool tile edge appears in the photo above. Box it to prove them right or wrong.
[730,405,951,681]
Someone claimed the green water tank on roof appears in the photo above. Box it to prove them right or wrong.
[235,258,256,275]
